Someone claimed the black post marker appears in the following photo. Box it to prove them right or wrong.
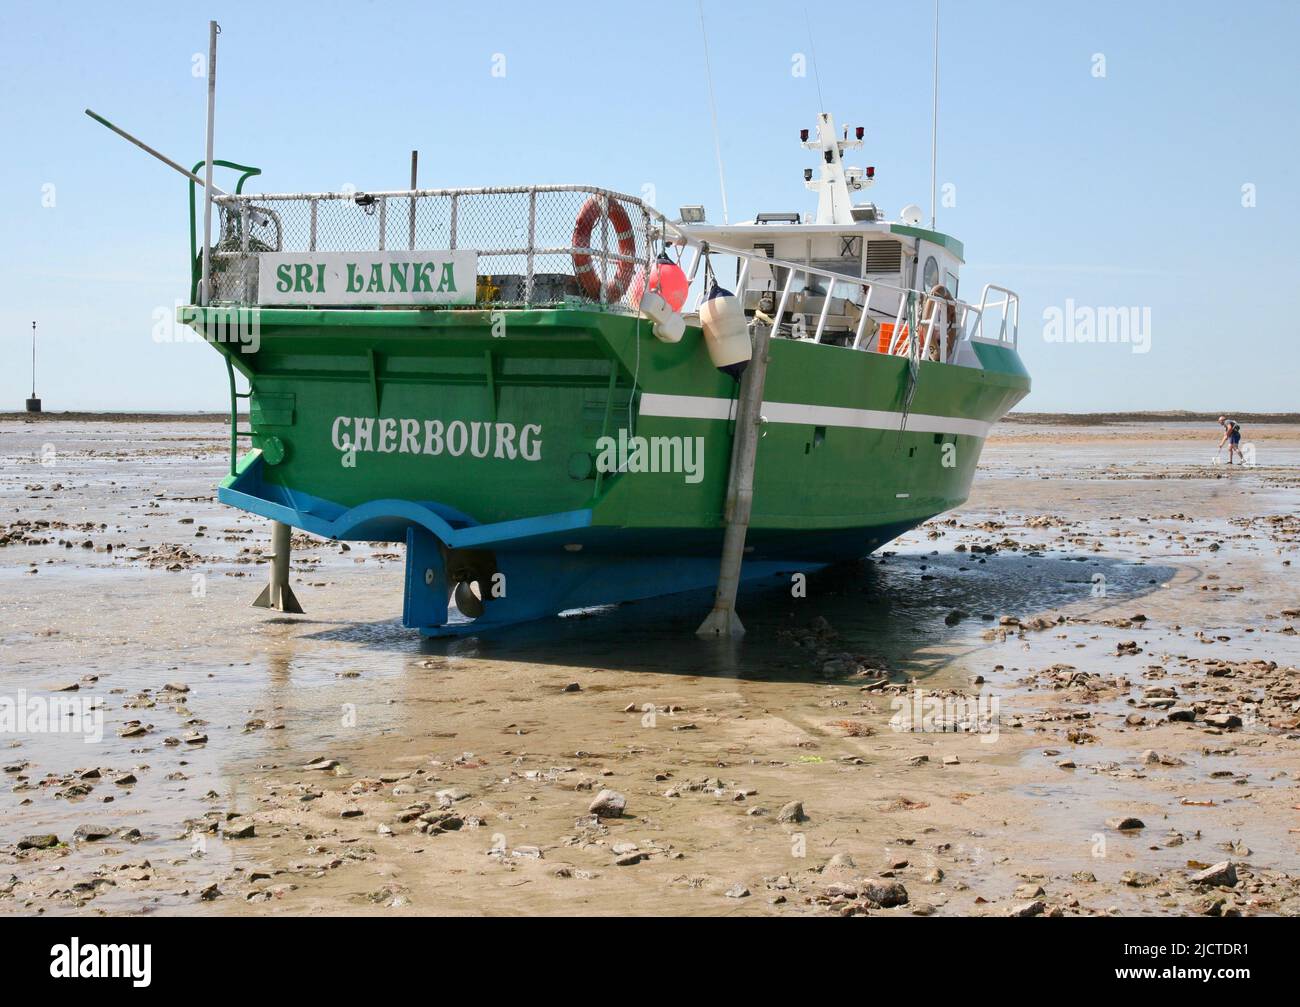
[26,320,41,412]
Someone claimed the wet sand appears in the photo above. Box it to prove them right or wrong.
[1,418,1297,916]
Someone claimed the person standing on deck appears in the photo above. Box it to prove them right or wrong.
[1217,416,1244,464]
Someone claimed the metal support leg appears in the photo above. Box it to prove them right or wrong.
[696,321,773,639]
[403,526,450,630]
[253,520,303,613]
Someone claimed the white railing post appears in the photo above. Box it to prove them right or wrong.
[603,197,613,305]
[772,267,798,332]
[812,281,834,343]
[852,285,874,350]
[921,301,939,360]
[734,257,751,303]
[887,297,908,355]
[525,188,537,305]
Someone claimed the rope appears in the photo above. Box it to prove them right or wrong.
[626,206,653,436]
[897,290,920,449]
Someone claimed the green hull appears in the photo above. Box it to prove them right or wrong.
[182,306,1028,631]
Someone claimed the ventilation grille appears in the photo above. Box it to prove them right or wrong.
[865,239,903,273]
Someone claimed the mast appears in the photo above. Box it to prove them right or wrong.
[697,0,729,225]
[802,113,867,225]
[200,21,219,306]
[929,0,940,230]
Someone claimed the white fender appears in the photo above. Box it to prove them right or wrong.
[639,289,685,344]
[700,286,751,372]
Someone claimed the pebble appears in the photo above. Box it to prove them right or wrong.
[1190,861,1237,887]
[588,789,626,818]
[1120,871,1159,887]
[859,879,909,908]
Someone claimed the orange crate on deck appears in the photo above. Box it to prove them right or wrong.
[877,322,908,354]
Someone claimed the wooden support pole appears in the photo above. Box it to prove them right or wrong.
[696,321,773,639]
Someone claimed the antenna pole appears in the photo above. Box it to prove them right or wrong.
[804,7,825,113]
[697,0,729,225]
[200,21,219,306]
[929,0,939,231]
[31,321,36,398]
[84,109,227,191]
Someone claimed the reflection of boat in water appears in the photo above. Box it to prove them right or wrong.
[92,31,1027,637]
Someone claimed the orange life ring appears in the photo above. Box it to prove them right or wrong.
[571,196,637,302]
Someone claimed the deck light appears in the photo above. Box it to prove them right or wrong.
[800,128,809,141]
[678,204,706,223]
[803,168,813,181]
[855,126,864,140]
[824,150,833,164]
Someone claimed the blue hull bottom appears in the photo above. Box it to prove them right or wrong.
[220,453,925,636]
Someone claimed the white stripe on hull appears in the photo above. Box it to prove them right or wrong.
[638,392,991,439]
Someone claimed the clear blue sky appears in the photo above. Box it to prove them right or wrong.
[2,0,1296,412]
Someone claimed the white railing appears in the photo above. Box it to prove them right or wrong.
[205,183,1019,362]
[208,185,654,310]
[662,225,1019,362]
[968,284,1020,349]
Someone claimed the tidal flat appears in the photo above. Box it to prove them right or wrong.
[1,417,1297,916]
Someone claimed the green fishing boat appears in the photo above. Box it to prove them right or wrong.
[93,78,1028,636]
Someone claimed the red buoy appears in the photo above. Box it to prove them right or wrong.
[649,253,689,311]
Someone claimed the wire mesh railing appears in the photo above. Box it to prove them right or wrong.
[206,185,657,310]
[200,182,1019,362]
